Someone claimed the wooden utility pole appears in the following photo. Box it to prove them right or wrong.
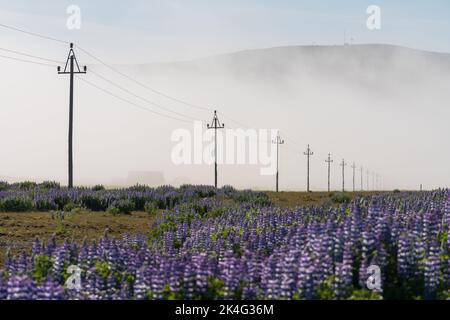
[366,169,370,191]
[340,159,347,192]
[58,43,86,189]
[325,153,333,192]
[360,166,364,191]
[207,110,225,188]
[303,144,314,192]
[351,162,356,192]
[272,131,284,192]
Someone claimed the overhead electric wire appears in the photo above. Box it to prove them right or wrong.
[88,69,199,122]
[0,22,310,150]
[77,76,192,124]
[75,45,213,113]
[0,23,293,142]
[0,25,377,188]
[0,53,57,68]
[0,23,69,44]
[0,47,63,64]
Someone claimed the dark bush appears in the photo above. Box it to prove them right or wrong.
[0,181,9,191]
[0,197,33,212]
[18,181,37,191]
[107,199,135,215]
[34,199,57,211]
[330,193,351,204]
[40,181,60,190]
[81,194,109,211]
[92,185,105,191]
[53,194,72,210]
[144,201,158,215]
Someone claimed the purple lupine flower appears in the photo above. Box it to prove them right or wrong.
[296,246,315,299]
[397,233,412,278]
[134,267,149,300]
[424,241,440,299]
[36,277,65,300]
[7,275,36,300]
[0,273,7,299]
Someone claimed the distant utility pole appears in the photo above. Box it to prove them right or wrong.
[207,110,225,188]
[351,162,356,192]
[303,144,314,192]
[366,169,370,191]
[372,172,376,191]
[272,131,284,192]
[58,43,87,189]
[360,166,364,191]
[340,159,347,192]
[325,153,333,192]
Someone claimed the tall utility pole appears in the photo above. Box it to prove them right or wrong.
[351,162,356,192]
[325,153,333,192]
[340,159,347,192]
[360,166,364,191]
[303,144,314,192]
[207,110,225,188]
[272,131,284,192]
[58,43,87,189]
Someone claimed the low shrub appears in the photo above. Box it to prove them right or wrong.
[330,193,351,204]
[0,197,33,212]
[40,181,60,190]
[81,194,109,211]
[107,199,135,215]
[0,181,9,191]
[92,185,105,191]
[144,201,158,215]
[63,202,81,213]
[18,181,37,191]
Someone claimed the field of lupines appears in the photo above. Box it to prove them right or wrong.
[0,182,449,300]
[0,181,253,213]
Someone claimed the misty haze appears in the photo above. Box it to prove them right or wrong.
[1,44,449,190]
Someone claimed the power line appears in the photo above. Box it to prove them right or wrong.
[89,69,199,122]
[0,23,68,44]
[0,23,382,191]
[0,45,196,124]
[0,53,56,68]
[77,76,191,124]
[0,22,309,151]
[0,47,63,64]
[75,45,213,113]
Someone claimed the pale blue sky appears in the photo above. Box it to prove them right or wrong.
[0,0,449,62]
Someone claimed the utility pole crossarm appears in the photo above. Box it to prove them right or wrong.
[57,43,87,189]
[207,110,225,188]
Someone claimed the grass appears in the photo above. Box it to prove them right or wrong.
[0,210,158,266]
[266,191,388,208]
